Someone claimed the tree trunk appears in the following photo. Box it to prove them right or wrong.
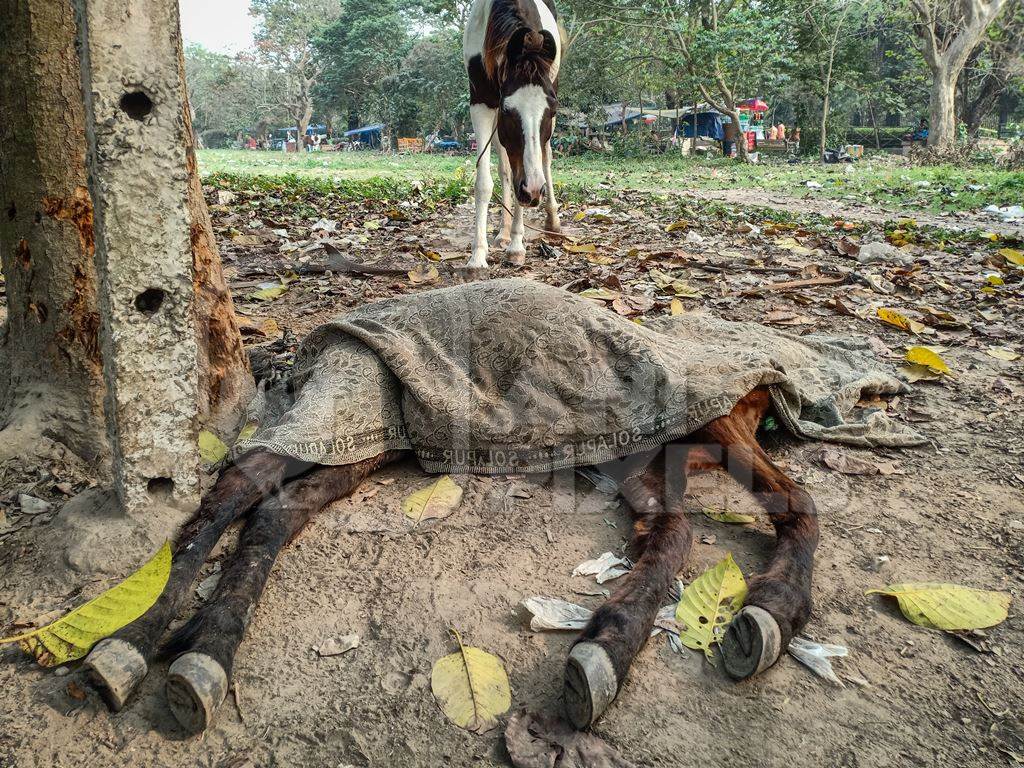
[869,101,882,149]
[76,0,252,515]
[928,67,958,151]
[819,90,830,160]
[0,0,108,467]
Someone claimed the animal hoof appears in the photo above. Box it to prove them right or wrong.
[83,638,148,711]
[564,642,618,729]
[505,249,526,266]
[166,652,228,734]
[721,606,782,680]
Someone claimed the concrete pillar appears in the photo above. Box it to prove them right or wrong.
[76,0,201,512]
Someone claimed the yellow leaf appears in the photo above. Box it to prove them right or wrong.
[905,347,951,375]
[980,232,1000,242]
[986,274,1004,286]
[586,253,616,265]
[430,629,511,733]
[573,211,586,222]
[248,284,288,301]
[402,476,463,524]
[702,507,756,524]
[866,583,1010,631]
[0,542,171,667]
[877,307,925,334]
[236,422,259,442]
[670,299,684,316]
[987,346,1021,361]
[900,363,942,383]
[665,220,689,232]
[998,247,1024,266]
[564,243,597,254]
[578,288,619,301]
[198,429,229,464]
[675,554,747,658]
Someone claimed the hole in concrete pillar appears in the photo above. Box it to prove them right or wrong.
[135,287,165,314]
[120,90,154,121]
[147,477,175,500]
[6,202,15,220]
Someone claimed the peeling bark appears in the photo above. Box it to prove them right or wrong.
[0,0,107,465]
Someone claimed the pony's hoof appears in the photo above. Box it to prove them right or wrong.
[83,638,148,711]
[721,606,782,680]
[564,642,618,729]
[166,652,228,734]
[505,248,526,266]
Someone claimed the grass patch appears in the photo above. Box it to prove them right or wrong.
[199,149,1023,214]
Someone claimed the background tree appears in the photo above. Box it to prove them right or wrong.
[910,0,1009,151]
[315,0,410,132]
[956,0,1024,137]
[786,0,874,158]
[250,0,342,141]
[184,45,290,145]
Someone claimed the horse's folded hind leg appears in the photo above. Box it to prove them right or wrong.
[696,390,820,680]
[84,450,293,710]
[565,445,693,729]
[162,451,400,733]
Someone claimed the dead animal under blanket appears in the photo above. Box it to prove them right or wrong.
[238,277,925,471]
[84,277,927,736]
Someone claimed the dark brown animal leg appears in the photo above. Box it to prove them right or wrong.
[564,445,693,729]
[696,389,820,680]
[162,451,400,734]
[84,450,294,710]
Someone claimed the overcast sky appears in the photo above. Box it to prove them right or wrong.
[179,0,255,54]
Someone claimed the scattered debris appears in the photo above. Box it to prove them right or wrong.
[316,634,360,657]
[572,552,631,584]
[505,710,635,768]
[788,637,848,686]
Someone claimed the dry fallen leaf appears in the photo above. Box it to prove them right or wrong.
[408,264,440,285]
[867,583,1011,630]
[402,476,463,524]
[505,710,635,768]
[431,629,511,734]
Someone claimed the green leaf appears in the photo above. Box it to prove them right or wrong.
[430,629,511,733]
[866,583,1011,630]
[675,554,747,657]
[198,429,229,463]
[0,542,171,666]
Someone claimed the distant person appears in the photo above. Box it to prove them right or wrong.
[911,118,928,143]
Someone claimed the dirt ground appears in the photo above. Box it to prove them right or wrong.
[1,183,1023,768]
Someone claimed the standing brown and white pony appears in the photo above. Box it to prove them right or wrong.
[464,0,561,267]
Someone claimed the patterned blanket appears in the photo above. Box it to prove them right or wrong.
[237,278,926,473]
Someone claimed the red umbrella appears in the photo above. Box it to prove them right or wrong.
[738,98,769,113]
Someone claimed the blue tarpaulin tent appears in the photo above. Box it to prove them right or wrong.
[343,124,384,148]
[676,111,725,140]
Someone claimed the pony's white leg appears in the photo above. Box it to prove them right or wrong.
[469,104,497,268]
[543,139,560,233]
[496,140,513,247]
[507,199,526,264]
